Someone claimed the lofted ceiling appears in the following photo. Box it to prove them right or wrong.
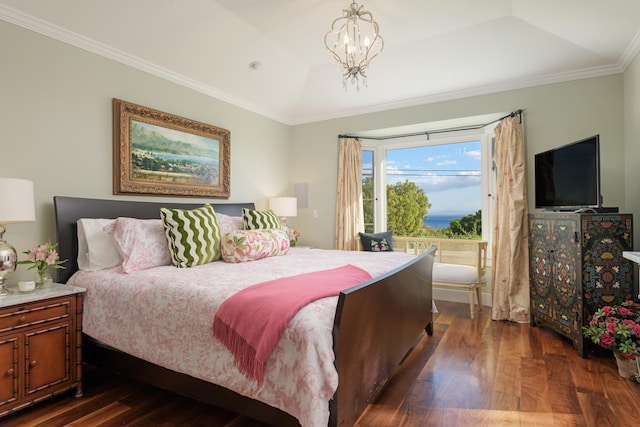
[1,0,640,125]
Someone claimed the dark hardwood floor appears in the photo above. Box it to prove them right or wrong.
[4,300,640,427]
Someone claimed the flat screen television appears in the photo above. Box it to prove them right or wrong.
[534,135,601,210]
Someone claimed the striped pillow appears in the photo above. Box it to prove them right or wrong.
[160,204,222,268]
[242,208,282,230]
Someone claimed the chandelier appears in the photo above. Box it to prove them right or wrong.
[324,1,384,90]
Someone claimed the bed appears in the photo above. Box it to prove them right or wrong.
[53,196,434,427]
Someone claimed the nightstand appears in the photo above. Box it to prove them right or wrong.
[0,283,85,418]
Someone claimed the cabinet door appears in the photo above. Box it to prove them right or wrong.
[549,217,581,332]
[24,323,71,398]
[529,217,552,319]
[0,336,19,409]
[581,214,634,316]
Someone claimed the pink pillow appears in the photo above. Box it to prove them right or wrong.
[104,218,172,273]
[221,229,289,263]
[217,213,244,235]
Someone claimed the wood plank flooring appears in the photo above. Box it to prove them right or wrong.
[4,300,640,426]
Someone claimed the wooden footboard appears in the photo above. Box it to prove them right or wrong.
[54,196,434,427]
[331,251,433,427]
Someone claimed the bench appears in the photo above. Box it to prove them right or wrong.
[393,237,488,319]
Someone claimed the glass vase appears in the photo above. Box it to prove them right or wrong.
[35,270,53,290]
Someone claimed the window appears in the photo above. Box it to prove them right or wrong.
[362,149,374,233]
[362,127,496,242]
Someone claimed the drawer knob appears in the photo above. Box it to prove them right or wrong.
[18,316,26,323]
[30,360,37,367]
[5,368,13,376]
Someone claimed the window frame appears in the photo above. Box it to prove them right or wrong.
[361,125,497,245]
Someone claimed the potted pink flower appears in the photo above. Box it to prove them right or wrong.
[583,300,640,381]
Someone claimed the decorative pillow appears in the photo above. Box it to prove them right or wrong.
[359,231,394,252]
[160,204,222,268]
[77,218,123,271]
[216,213,245,235]
[220,229,290,263]
[103,218,172,273]
[242,208,281,230]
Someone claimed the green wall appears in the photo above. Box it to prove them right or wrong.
[624,51,640,250]
[291,76,626,249]
[0,20,291,283]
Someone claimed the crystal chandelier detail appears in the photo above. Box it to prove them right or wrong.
[324,1,384,90]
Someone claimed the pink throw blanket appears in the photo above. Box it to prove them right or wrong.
[212,264,372,384]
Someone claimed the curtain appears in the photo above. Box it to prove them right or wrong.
[491,116,530,322]
[335,137,364,250]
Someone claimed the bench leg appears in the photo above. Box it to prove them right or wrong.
[469,288,475,319]
[475,286,483,313]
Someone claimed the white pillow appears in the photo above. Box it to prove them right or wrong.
[77,218,122,271]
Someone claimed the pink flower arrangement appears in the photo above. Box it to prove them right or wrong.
[17,241,67,277]
[289,229,301,247]
[583,300,640,360]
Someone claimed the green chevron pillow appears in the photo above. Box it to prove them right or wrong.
[242,208,282,230]
[160,204,222,268]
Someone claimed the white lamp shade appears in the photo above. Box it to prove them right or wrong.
[0,178,36,223]
[269,197,297,217]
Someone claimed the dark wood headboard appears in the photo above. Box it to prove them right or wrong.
[53,196,255,284]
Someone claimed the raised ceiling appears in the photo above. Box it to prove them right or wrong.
[1,0,639,125]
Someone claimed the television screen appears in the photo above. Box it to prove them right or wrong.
[534,135,601,210]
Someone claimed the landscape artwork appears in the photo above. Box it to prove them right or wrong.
[131,121,220,186]
[113,99,230,198]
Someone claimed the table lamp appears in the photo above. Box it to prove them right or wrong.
[0,178,36,295]
[269,197,297,239]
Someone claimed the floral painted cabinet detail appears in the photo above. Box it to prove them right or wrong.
[528,212,634,357]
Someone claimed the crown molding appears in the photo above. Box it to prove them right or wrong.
[292,64,623,125]
[619,29,640,70]
[0,5,290,124]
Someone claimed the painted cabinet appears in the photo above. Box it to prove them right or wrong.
[529,212,634,357]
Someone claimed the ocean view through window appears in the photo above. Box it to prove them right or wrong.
[362,133,490,240]
[424,214,464,229]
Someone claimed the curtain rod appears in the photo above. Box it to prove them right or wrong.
[339,109,523,141]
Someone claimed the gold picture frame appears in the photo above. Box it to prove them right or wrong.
[113,98,230,198]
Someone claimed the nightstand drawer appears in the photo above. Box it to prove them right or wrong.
[0,298,71,332]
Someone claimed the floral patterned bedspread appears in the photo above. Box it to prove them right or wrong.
[69,248,416,427]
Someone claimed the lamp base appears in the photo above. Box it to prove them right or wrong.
[279,217,294,242]
[0,282,11,295]
[0,233,18,296]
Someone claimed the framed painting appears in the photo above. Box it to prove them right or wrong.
[113,98,230,198]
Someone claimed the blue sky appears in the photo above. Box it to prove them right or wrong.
[365,140,482,216]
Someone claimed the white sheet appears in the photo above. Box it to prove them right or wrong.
[69,248,416,427]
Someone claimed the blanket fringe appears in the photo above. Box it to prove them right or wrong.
[212,317,264,383]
